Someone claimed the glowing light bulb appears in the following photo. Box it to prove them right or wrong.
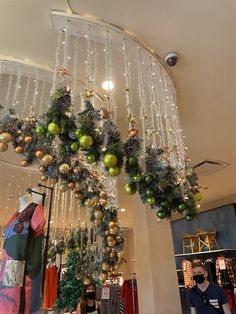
[102,80,114,91]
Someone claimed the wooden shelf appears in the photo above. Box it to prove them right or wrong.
[175,248,236,257]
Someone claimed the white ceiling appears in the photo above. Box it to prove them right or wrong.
[0,0,236,228]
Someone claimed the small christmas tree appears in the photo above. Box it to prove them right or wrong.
[56,250,83,311]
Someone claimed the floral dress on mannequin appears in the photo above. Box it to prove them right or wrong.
[0,202,45,314]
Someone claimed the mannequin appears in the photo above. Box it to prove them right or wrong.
[0,190,46,314]
[18,193,33,212]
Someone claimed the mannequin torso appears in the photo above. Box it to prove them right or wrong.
[18,194,33,213]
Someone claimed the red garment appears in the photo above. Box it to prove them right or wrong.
[43,266,58,309]
[120,280,139,314]
[224,289,236,311]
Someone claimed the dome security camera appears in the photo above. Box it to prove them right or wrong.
[164,52,179,67]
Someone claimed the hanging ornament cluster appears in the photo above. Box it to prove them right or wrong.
[90,191,125,281]
[0,86,200,220]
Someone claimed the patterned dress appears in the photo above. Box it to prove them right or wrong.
[0,202,45,314]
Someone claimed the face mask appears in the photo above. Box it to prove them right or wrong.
[193,274,205,284]
[85,291,95,299]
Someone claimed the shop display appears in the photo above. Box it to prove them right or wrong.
[0,194,45,314]
[120,278,139,314]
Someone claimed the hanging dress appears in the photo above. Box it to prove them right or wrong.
[0,202,45,314]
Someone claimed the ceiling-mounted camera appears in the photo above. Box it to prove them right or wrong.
[164,52,178,67]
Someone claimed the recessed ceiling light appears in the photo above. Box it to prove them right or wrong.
[102,80,114,91]
[120,208,126,212]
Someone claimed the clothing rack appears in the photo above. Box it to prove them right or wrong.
[29,183,54,296]
[129,272,137,314]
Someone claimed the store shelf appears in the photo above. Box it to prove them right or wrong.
[175,248,236,257]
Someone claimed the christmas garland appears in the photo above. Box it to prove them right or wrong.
[0,86,201,223]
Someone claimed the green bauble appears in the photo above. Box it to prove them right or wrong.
[156,210,166,219]
[144,175,153,185]
[145,188,155,198]
[87,154,96,163]
[124,183,137,195]
[194,192,202,202]
[103,153,117,168]
[127,156,137,166]
[48,122,61,135]
[160,200,168,208]
[146,197,156,206]
[185,214,194,221]
[108,166,121,177]
[36,125,46,136]
[178,203,187,212]
[75,128,84,138]
[70,142,79,152]
[79,135,93,149]
[133,173,142,183]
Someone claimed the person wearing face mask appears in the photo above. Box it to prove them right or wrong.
[189,263,232,314]
[77,283,101,314]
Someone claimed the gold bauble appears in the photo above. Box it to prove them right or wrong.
[0,142,8,152]
[59,184,68,192]
[40,175,48,182]
[108,239,116,247]
[75,274,80,281]
[39,165,46,173]
[20,159,28,167]
[117,250,125,258]
[75,182,82,189]
[106,247,112,253]
[109,226,119,235]
[107,236,114,242]
[35,150,44,159]
[105,230,110,236]
[51,177,59,184]
[83,277,91,285]
[24,136,32,144]
[74,191,83,199]
[114,264,120,270]
[102,262,110,271]
[94,210,103,219]
[99,273,108,282]
[68,182,75,189]
[107,271,113,277]
[112,270,119,276]
[42,154,53,165]
[110,251,116,258]
[0,132,12,143]
[99,198,107,206]
[59,163,70,174]
[86,199,95,208]
[94,218,102,226]
[99,191,106,198]
[108,221,116,228]
[15,146,23,154]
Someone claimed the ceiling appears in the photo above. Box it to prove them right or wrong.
[0,0,236,229]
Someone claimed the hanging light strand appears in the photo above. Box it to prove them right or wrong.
[12,64,22,109]
[137,46,149,150]
[72,36,79,112]
[85,24,97,93]
[5,74,13,109]
[32,69,40,109]
[38,81,46,115]
[165,75,186,170]
[22,77,31,118]
[159,67,176,167]
[51,31,63,95]
[122,38,133,129]
[149,57,165,147]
